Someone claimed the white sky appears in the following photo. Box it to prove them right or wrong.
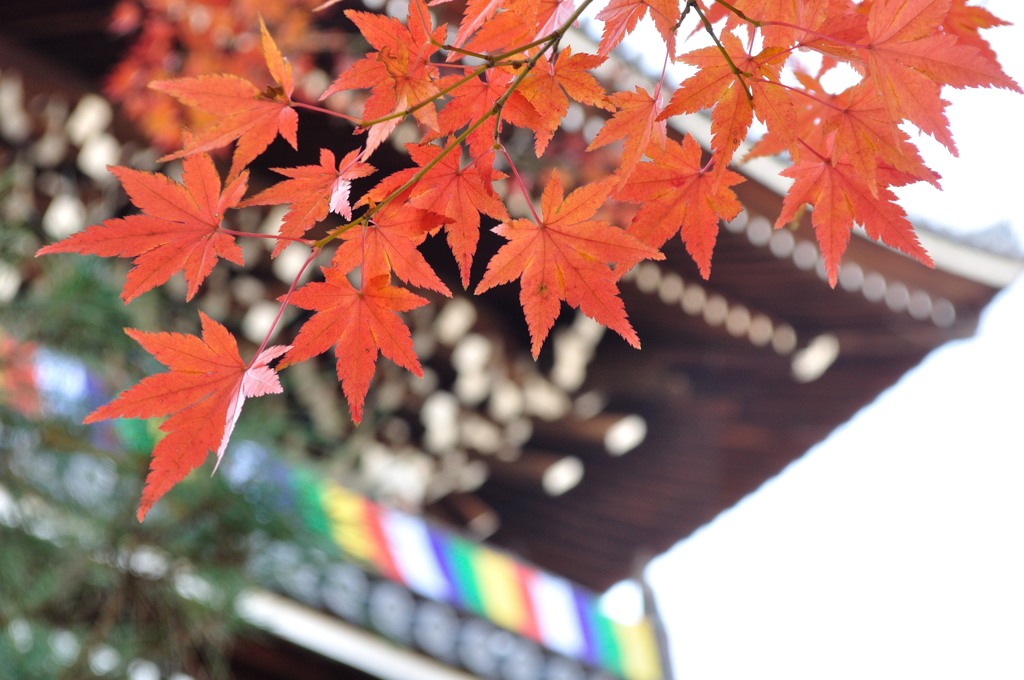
[642,2,1024,678]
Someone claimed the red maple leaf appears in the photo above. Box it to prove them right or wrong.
[476,174,662,356]
[151,18,299,177]
[37,153,247,302]
[776,151,934,286]
[618,136,744,279]
[241,148,376,256]
[84,312,288,520]
[282,270,428,423]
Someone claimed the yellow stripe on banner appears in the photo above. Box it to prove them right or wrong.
[475,548,529,633]
[321,483,375,565]
[615,620,663,680]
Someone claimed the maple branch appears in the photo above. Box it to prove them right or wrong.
[334,0,607,238]
[692,0,752,101]
[674,0,697,32]
[654,45,670,100]
[249,246,321,369]
[377,119,494,216]
[498,144,542,224]
[434,61,488,71]
[711,0,761,27]
[488,35,564,63]
[314,216,364,249]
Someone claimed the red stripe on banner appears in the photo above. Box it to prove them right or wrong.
[363,500,402,582]
[515,562,542,642]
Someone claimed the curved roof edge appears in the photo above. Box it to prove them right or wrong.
[915,228,1024,288]
[670,112,1024,289]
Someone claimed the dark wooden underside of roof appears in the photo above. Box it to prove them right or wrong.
[478,193,999,589]
[0,2,1005,593]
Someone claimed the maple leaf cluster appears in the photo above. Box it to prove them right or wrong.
[39,0,1018,518]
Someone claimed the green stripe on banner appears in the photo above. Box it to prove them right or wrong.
[291,469,335,547]
[590,604,625,677]
[445,536,485,616]
[114,418,155,454]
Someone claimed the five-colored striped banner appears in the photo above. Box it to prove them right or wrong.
[296,471,663,680]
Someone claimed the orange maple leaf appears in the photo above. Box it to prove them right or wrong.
[661,33,790,174]
[151,19,299,178]
[618,136,744,279]
[587,86,668,181]
[282,270,428,423]
[407,144,509,288]
[944,0,1010,64]
[823,82,941,195]
[461,0,539,56]
[860,0,1021,153]
[37,153,247,302]
[518,48,612,155]
[84,312,288,520]
[332,202,452,296]
[448,0,504,50]
[595,0,679,57]
[321,0,446,157]
[702,0,835,47]
[776,152,934,286]
[241,148,376,256]
[433,69,538,157]
[476,175,663,356]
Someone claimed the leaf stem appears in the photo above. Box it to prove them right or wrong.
[248,246,321,369]
[692,0,752,101]
[498,144,542,224]
[292,101,360,123]
[674,0,696,33]
[761,78,845,112]
[711,0,761,27]
[220,228,313,245]
[761,20,863,51]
